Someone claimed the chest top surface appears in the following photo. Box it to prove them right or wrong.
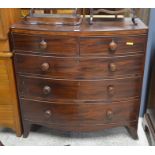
[10,18,148,36]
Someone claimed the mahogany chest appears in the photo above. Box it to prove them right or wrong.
[10,18,148,138]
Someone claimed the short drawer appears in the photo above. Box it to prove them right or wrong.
[21,99,139,126]
[17,76,142,101]
[80,35,147,56]
[14,53,144,79]
[12,33,78,56]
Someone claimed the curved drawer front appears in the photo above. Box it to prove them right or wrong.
[21,99,139,128]
[14,53,144,79]
[17,76,142,101]
[12,34,78,56]
[80,35,147,56]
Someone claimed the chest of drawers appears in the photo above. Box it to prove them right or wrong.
[10,18,148,138]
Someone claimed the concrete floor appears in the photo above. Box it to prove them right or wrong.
[0,118,148,146]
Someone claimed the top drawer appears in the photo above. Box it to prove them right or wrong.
[80,35,147,56]
[11,34,78,56]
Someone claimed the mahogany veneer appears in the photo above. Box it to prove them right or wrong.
[10,18,148,138]
[14,53,144,79]
[17,75,142,101]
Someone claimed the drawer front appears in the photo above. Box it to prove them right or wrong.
[21,99,139,126]
[14,53,144,79]
[12,34,78,56]
[80,35,147,56]
[18,76,142,101]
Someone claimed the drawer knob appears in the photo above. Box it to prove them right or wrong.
[44,110,52,118]
[43,86,51,95]
[41,62,50,72]
[109,63,116,72]
[107,85,115,96]
[106,110,113,120]
[109,40,117,52]
[40,40,47,49]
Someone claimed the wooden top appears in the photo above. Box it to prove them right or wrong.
[10,18,148,36]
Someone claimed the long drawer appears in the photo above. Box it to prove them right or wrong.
[17,75,142,101]
[80,35,147,56]
[12,33,78,56]
[21,99,140,127]
[14,53,144,79]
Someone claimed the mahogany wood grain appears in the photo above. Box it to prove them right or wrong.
[17,75,142,102]
[12,34,79,56]
[80,35,146,56]
[14,53,144,79]
[10,17,148,138]
[21,98,140,129]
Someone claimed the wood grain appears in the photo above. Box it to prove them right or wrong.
[17,75,142,102]
[10,17,148,138]
[0,8,22,136]
[12,34,79,56]
[21,98,140,131]
[0,9,20,52]
[0,53,22,136]
[80,35,147,56]
[14,53,144,79]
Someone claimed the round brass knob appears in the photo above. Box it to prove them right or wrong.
[43,86,51,95]
[106,110,113,120]
[109,63,116,72]
[107,85,115,96]
[40,40,47,49]
[44,110,52,118]
[109,40,117,52]
[41,62,50,72]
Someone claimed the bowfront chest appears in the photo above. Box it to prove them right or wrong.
[10,18,148,138]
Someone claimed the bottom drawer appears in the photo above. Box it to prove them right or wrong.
[21,99,140,128]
